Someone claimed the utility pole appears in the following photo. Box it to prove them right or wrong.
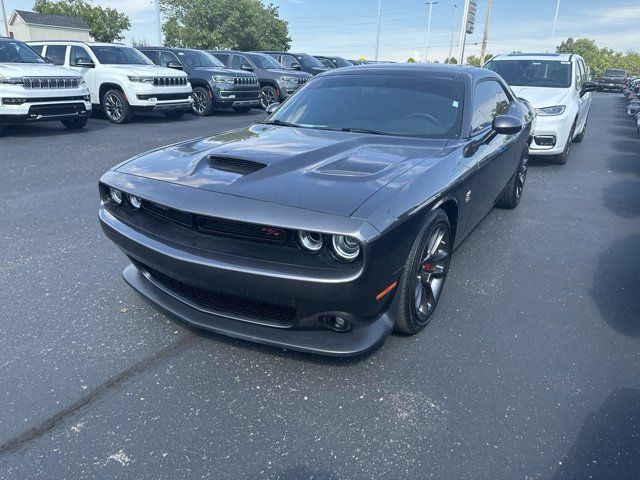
[550,0,560,52]
[479,0,492,65]
[457,0,470,64]
[375,0,382,61]
[448,3,457,62]
[1,0,9,38]
[425,1,437,63]
[155,0,162,46]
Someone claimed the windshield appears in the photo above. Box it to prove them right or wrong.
[603,69,625,77]
[331,57,353,68]
[0,40,45,64]
[176,50,224,68]
[89,46,153,65]
[247,53,283,70]
[268,74,463,138]
[294,54,326,69]
[485,59,572,88]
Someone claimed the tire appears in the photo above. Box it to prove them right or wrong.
[497,149,528,209]
[233,106,253,113]
[191,86,213,116]
[551,121,576,165]
[395,209,452,335]
[61,117,88,130]
[163,110,185,119]
[573,117,587,143]
[259,85,278,110]
[101,89,133,124]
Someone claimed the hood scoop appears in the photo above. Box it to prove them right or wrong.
[208,155,267,175]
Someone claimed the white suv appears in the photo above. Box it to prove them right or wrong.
[28,41,192,124]
[485,53,598,164]
[0,38,91,135]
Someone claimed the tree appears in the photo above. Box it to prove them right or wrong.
[33,0,130,43]
[161,0,290,50]
[444,56,457,64]
[556,37,640,77]
[465,54,481,66]
[407,57,417,63]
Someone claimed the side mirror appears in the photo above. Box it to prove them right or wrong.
[166,61,183,70]
[44,56,54,64]
[265,102,281,114]
[290,62,302,70]
[580,81,598,97]
[240,63,254,71]
[74,58,95,68]
[493,115,522,135]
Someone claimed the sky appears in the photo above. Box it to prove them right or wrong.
[2,0,639,62]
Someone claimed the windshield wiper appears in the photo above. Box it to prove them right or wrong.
[340,127,394,136]
[259,119,302,128]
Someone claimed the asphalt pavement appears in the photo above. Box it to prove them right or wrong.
[0,96,638,480]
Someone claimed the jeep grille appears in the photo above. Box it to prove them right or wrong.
[22,77,80,89]
[153,77,188,87]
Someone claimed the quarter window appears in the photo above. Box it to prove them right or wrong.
[471,80,511,133]
[45,45,67,65]
[230,54,250,69]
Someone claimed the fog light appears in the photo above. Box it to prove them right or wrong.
[127,194,142,209]
[298,231,323,253]
[534,135,556,147]
[331,235,360,262]
[321,315,350,332]
[108,187,123,205]
[2,98,26,105]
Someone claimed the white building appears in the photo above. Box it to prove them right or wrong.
[9,10,90,42]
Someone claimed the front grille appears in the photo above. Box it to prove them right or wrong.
[297,77,309,86]
[234,76,258,86]
[21,96,87,103]
[209,156,266,175]
[138,199,289,245]
[22,77,80,89]
[28,104,86,117]
[137,93,191,101]
[137,261,297,326]
[153,77,188,87]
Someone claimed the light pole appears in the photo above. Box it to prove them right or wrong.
[425,1,437,63]
[551,0,560,52]
[1,0,9,38]
[457,0,470,64]
[375,0,382,61]
[155,0,162,46]
[447,3,457,63]
[479,0,492,65]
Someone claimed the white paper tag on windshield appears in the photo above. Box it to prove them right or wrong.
[452,100,459,108]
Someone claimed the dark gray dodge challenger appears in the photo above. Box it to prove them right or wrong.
[99,64,533,356]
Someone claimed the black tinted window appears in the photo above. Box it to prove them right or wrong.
[212,52,230,66]
[0,40,45,63]
[70,46,91,65]
[603,69,625,77]
[140,50,160,64]
[159,50,180,67]
[270,74,464,139]
[318,57,334,68]
[46,45,67,65]
[280,55,297,68]
[230,54,249,69]
[471,80,510,133]
[30,45,44,55]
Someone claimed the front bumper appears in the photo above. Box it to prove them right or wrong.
[599,82,623,90]
[0,99,91,124]
[528,113,573,156]
[215,89,260,107]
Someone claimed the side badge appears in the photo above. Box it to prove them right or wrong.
[465,190,472,203]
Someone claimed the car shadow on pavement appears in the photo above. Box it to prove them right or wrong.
[1,121,110,138]
[552,388,640,480]
[589,235,640,337]
[602,180,640,219]
[268,465,340,480]
[607,154,640,177]
[610,139,640,155]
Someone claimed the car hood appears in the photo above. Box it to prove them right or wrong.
[115,125,447,217]
[0,63,78,77]
[510,86,569,109]
[267,68,311,78]
[108,65,188,77]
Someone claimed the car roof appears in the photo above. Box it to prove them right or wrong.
[489,52,577,62]
[321,63,492,81]
[26,40,128,47]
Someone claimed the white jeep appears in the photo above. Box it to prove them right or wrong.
[28,41,192,124]
[0,37,91,135]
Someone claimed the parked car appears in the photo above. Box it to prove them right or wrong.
[98,64,533,356]
[598,68,627,92]
[0,37,91,135]
[314,56,353,69]
[28,41,192,124]
[139,47,259,115]
[209,50,311,109]
[485,53,598,164]
[256,51,329,76]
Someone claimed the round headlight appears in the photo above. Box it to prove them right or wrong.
[127,194,142,209]
[331,235,361,262]
[298,231,323,253]
[109,187,123,205]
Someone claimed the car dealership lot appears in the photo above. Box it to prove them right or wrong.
[1,94,639,479]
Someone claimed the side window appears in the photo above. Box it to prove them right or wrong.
[159,50,180,67]
[230,54,248,69]
[45,45,67,65]
[30,45,44,55]
[319,58,333,68]
[141,50,160,65]
[213,53,230,66]
[578,60,587,86]
[471,80,511,133]
[280,55,297,68]
[69,46,91,66]
[574,61,583,90]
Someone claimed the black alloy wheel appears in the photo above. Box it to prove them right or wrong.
[102,89,133,124]
[395,209,452,334]
[259,86,278,110]
[191,86,213,116]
